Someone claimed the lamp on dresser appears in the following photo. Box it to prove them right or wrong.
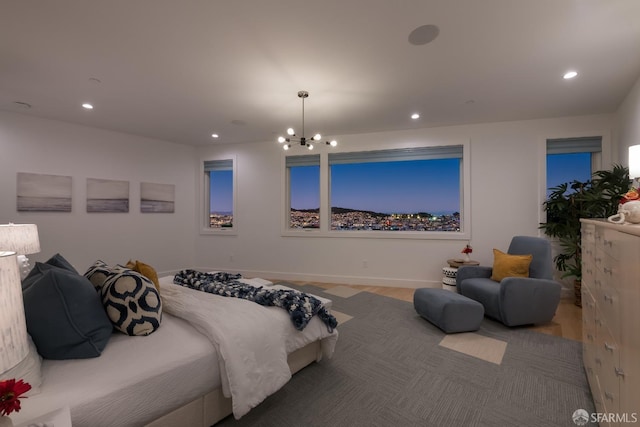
[629,144,640,186]
[0,224,40,280]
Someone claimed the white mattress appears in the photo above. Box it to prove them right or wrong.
[12,314,219,427]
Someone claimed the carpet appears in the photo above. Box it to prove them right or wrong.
[216,284,595,427]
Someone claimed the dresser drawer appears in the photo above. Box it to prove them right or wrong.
[596,324,620,415]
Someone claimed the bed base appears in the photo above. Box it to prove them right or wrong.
[144,340,322,427]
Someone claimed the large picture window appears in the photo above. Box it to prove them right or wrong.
[328,146,462,232]
[204,159,234,229]
[286,155,320,229]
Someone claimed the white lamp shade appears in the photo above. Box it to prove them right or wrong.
[0,251,29,373]
[629,145,640,179]
[0,223,41,255]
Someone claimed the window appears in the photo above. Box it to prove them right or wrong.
[204,159,234,229]
[328,146,463,232]
[546,137,602,196]
[286,155,320,229]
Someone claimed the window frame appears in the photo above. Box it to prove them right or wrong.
[200,156,237,235]
[281,142,471,240]
[285,154,321,232]
[539,132,611,224]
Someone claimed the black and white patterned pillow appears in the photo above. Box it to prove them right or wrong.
[84,260,113,292]
[101,268,162,336]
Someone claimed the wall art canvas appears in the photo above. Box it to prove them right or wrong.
[86,178,130,213]
[140,182,175,213]
[17,172,72,212]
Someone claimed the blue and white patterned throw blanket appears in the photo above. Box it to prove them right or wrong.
[173,270,337,332]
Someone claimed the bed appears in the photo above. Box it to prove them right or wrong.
[11,269,338,427]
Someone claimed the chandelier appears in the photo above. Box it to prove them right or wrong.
[278,90,338,150]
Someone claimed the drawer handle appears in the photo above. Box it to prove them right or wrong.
[595,358,602,365]
[605,391,614,401]
[603,294,613,303]
[586,334,594,341]
[615,367,625,378]
[604,342,615,352]
[603,267,612,275]
[603,239,613,247]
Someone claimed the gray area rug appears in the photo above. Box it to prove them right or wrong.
[216,284,595,427]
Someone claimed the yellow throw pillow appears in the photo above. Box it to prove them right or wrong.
[125,259,160,291]
[491,249,532,282]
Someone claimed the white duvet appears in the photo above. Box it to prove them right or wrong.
[160,282,338,419]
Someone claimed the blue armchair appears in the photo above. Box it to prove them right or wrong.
[456,236,561,327]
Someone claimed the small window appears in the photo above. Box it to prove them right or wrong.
[286,155,320,229]
[204,159,234,230]
[546,137,601,196]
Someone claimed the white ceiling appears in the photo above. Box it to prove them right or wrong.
[2,0,640,146]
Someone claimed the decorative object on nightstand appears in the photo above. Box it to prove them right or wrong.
[0,379,32,426]
[0,224,41,280]
[461,243,473,262]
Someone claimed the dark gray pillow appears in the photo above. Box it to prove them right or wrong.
[22,267,113,360]
[22,253,77,290]
[45,253,78,274]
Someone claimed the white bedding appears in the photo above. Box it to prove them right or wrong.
[12,314,219,427]
[13,274,337,425]
[160,281,338,419]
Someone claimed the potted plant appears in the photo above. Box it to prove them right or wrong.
[540,164,630,306]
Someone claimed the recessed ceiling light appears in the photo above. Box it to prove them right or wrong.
[82,103,94,109]
[411,113,420,120]
[408,25,440,46]
[211,133,219,138]
[563,71,578,79]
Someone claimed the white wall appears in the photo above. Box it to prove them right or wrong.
[1,108,622,288]
[195,114,615,288]
[0,111,197,274]
[616,74,640,161]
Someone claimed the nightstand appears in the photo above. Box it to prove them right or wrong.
[442,259,480,292]
[15,406,72,427]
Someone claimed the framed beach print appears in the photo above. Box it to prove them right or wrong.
[17,172,72,212]
[140,182,175,213]
[86,178,130,213]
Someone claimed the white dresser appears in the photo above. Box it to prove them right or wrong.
[581,219,640,425]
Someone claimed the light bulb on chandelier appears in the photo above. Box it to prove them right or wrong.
[277,91,338,150]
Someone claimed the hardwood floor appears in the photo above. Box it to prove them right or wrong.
[299,282,583,342]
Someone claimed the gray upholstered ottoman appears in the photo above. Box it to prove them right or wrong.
[413,288,484,333]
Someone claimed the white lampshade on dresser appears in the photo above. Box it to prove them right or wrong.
[629,144,640,183]
[0,223,41,280]
[0,251,28,374]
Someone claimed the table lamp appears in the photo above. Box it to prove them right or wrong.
[0,223,41,280]
[629,144,640,187]
[0,251,28,375]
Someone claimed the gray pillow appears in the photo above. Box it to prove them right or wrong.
[45,252,78,274]
[22,267,112,360]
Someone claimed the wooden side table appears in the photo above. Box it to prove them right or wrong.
[442,259,480,292]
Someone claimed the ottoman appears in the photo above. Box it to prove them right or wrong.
[413,288,484,333]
